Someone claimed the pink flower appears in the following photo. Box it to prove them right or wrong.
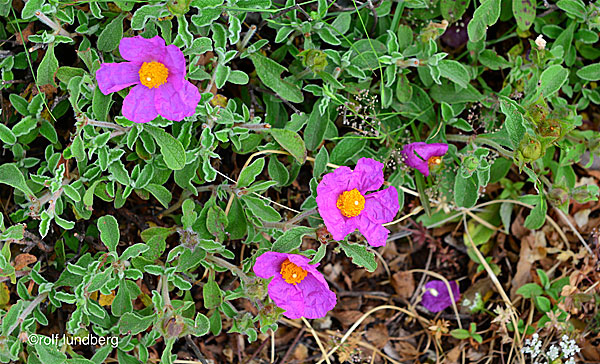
[253,252,336,319]
[96,36,200,123]
[401,142,449,177]
[316,158,399,247]
[421,280,460,312]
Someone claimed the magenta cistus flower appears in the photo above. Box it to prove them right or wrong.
[96,36,200,123]
[315,157,399,247]
[421,280,460,312]
[401,142,449,177]
[253,252,336,319]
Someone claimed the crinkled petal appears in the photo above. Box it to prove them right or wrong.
[296,274,336,319]
[122,84,158,123]
[253,252,289,279]
[401,142,431,176]
[421,280,460,313]
[96,62,141,94]
[155,79,200,121]
[357,214,390,247]
[268,276,305,319]
[119,35,166,63]
[161,44,187,78]
[353,157,384,193]
[414,143,449,161]
[316,166,360,241]
[363,186,399,224]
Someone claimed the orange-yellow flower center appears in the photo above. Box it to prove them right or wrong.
[139,61,169,89]
[280,259,307,285]
[428,156,442,168]
[336,188,365,218]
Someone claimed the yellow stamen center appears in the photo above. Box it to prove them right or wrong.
[139,61,169,89]
[336,188,365,218]
[428,156,442,168]
[280,259,307,285]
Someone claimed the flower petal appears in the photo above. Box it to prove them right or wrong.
[253,252,288,279]
[96,62,141,94]
[268,276,305,319]
[297,274,336,319]
[155,79,200,121]
[401,142,431,176]
[421,280,460,313]
[357,214,390,247]
[316,166,360,241]
[119,35,166,63]
[353,157,384,193]
[122,84,158,123]
[414,143,449,161]
[162,44,187,79]
[363,186,399,223]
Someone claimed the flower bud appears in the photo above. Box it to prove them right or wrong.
[299,49,328,73]
[518,135,542,161]
[548,186,569,208]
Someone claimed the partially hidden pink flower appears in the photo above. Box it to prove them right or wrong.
[401,142,449,177]
[253,252,336,319]
[316,158,399,247]
[96,36,200,123]
[421,280,460,312]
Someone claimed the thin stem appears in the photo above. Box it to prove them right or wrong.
[207,256,251,283]
[6,292,49,336]
[446,134,514,159]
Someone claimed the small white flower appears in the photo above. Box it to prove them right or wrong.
[547,345,560,360]
[535,35,547,50]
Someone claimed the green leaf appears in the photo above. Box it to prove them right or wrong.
[9,94,29,116]
[21,0,43,18]
[539,65,568,97]
[515,283,543,298]
[243,196,281,222]
[118,312,155,335]
[556,0,586,19]
[339,242,377,272]
[37,43,59,87]
[112,279,132,316]
[524,197,546,229]
[92,86,112,121]
[12,116,37,137]
[330,136,367,165]
[35,344,67,364]
[237,158,265,188]
[71,134,85,162]
[313,146,329,177]
[206,205,228,241]
[512,0,536,30]
[97,215,120,252]
[450,328,471,340]
[272,227,314,253]
[304,107,328,151]
[194,313,210,336]
[440,0,471,22]
[249,53,303,103]
[268,156,289,185]
[0,123,16,145]
[467,0,501,42]
[0,164,34,199]
[438,60,470,89]
[269,128,307,163]
[40,120,58,143]
[145,183,172,209]
[144,125,186,170]
[97,15,124,52]
[500,98,525,149]
[576,63,600,81]
[203,279,222,309]
[130,4,170,30]
[454,174,478,208]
